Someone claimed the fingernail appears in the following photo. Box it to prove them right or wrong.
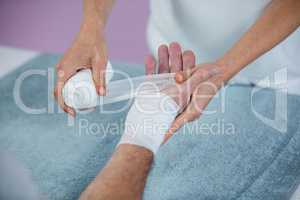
[175,73,184,83]
[99,86,106,96]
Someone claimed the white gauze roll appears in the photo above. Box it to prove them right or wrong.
[62,61,114,110]
[119,87,180,154]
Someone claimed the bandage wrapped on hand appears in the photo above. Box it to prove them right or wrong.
[119,87,180,155]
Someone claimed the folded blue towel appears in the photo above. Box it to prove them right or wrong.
[0,54,299,200]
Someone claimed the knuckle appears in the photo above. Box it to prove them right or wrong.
[57,60,67,68]
[56,69,66,78]
[190,112,200,121]
[196,69,209,80]
[95,60,106,69]
[171,122,180,130]
[63,107,68,113]
[55,64,61,69]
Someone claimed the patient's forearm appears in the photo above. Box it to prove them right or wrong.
[79,145,153,200]
[217,0,300,81]
[79,85,182,200]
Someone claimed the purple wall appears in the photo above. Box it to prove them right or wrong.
[0,0,149,63]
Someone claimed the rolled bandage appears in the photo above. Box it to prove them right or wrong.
[119,88,180,154]
[62,61,114,110]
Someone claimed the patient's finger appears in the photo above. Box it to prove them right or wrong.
[145,55,156,75]
[182,50,196,70]
[158,44,169,73]
[169,42,183,72]
[176,51,196,83]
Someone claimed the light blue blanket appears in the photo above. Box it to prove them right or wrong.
[0,54,300,200]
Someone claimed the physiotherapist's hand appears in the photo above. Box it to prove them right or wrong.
[164,63,224,140]
[54,20,108,116]
[145,42,221,143]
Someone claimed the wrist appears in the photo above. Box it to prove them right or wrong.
[119,91,180,155]
[215,56,241,84]
[76,18,105,44]
[81,15,105,33]
[82,0,113,29]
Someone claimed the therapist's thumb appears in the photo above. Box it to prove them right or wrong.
[176,64,221,85]
[175,68,196,83]
[92,50,108,96]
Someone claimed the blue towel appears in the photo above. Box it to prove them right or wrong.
[0,54,300,200]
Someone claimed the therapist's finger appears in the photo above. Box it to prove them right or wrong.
[181,67,220,94]
[54,68,76,116]
[163,97,203,143]
[92,47,107,96]
[145,55,156,75]
[163,105,200,143]
[182,50,196,70]
[175,68,197,83]
[170,78,220,134]
[158,44,169,73]
[169,42,183,73]
[54,83,76,117]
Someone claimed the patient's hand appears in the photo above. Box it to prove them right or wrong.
[145,42,196,74]
[145,42,196,108]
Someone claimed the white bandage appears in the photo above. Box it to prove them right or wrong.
[62,61,114,110]
[118,89,180,154]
